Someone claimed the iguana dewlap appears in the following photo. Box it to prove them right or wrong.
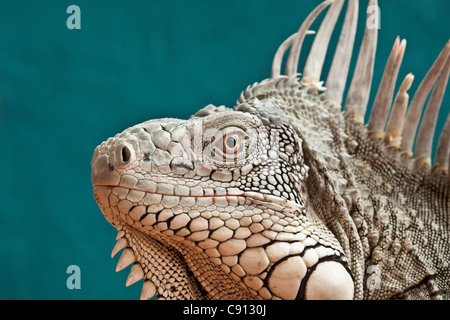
[91,0,450,300]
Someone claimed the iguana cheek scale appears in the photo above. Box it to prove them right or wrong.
[91,0,450,300]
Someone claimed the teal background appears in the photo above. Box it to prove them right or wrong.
[0,0,448,299]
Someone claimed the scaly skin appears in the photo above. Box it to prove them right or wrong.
[91,2,450,300]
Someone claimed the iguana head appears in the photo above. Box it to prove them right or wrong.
[91,0,450,300]
[91,85,354,299]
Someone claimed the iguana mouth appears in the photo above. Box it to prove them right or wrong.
[93,183,307,242]
[93,184,306,213]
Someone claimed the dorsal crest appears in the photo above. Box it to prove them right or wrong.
[237,0,450,179]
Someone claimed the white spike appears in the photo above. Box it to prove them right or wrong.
[345,0,379,123]
[272,33,297,79]
[111,237,127,258]
[368,37,406,138]
[326,0,358,106]
[384,74,414,148]
[286,0,334,77]
[401,40,450,157]
[126,263,145,287]
[116,230,126,240]
[435,115,450,173]
[140,280,157,300]
[302,0,344,89]
[416,54,450,166]
[116,248,135,272]
[271,31,316,79]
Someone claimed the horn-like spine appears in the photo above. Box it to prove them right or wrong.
[302,0,344,90]
[140,281,157,300]
[368,37,406,138]
[271,31,316,79]
[116,248,135,272]
[126,263,145,287]
[384,73,414,148]
[415,54,450,166]
[325,0,359,106]
[434,114,450,173]
[285,0,335,77]
[271,33,297,79]
[344,0,379,123]
[400,40,450,157]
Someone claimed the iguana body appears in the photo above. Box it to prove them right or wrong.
[91,0,450,300]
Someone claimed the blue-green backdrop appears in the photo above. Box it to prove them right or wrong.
[0,0,448,299]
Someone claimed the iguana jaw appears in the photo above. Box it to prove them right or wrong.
[93,179,354,300]
[93,184,263,299]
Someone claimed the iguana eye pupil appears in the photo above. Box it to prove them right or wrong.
[226,137,236,148]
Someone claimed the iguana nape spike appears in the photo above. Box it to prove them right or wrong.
[434,114,450,174]
[325,0,358,107]
[285,0,334,78]
[271,33,297,79]
[400,40,450,158]
[415,54,450,166]
[368,37,406,139]
[271,31,316,79]
[384,73,414,149]
[344,0,378,123]
[302,0,344,90]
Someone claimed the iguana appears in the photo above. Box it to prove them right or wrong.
[91,0,450,300]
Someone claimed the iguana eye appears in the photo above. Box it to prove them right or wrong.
[222,132,243,154]
[201,119,258,167]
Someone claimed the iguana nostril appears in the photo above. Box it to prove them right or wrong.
[121,146,132,163]
[113,143,135,169]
